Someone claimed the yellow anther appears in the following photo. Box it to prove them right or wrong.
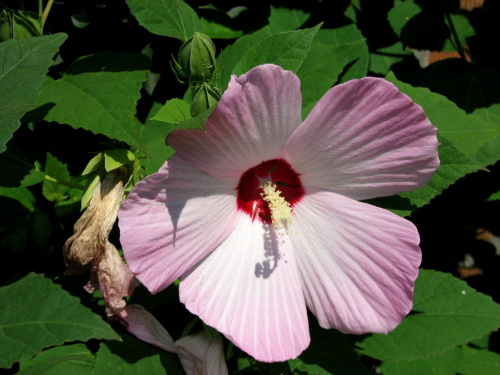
[261,181,294,233]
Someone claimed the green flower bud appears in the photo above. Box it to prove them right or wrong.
[190,83,222,117]
[0,10,43,41]
[177,32,216,84]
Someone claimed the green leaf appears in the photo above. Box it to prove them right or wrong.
[94,334,184,375]
[80,173,100,211]
[356,269,500,361]
[152,98,192,123]
[20,168,46,187]
[458,345,500,375]
[232,24,321,76]
[294,320,373,375]
[103,149,135,172]
[126,0,201,41]
[0,10,44,41]
[297,25,368,117]
[18,343,95,375]
[388,0,420,37]
[399,135,482,209]
[378,346,463,375]
[42,152,70,203]
[169,105,215,134]
[0,33,67,153]
[215,6,309,89]
[0,273,120,369]
[386,72,500,156]
[197,5,244,40]
[81,153,104,176]
[0,186,35,212]
[34,52,149,153]
[369,41,409,76]
[443,14,475,52]
[487,190,500,201]
[138,102,175,175]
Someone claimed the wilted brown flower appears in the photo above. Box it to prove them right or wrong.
[63,167,137,315]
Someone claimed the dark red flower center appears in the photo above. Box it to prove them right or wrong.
[236,159,304,224]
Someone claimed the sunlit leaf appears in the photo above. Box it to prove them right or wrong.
[233,24,321,76]
[0,33,67,153]
[34,52,149,153]
[126,0,201,41]
[357,269,500,361]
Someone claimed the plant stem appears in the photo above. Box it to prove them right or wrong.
[42,0,54,23]
[445,10,466,61]
[44,175,86,190]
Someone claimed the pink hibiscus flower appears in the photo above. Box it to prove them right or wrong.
[118,64,439,362]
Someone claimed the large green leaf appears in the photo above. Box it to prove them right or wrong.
[387,72,500,156]
[0,33,67,153]
[258,319,372,375]
[399,135,482,208]
[18,343,95,375]
[232,25,321,76]
[94,334,184,375]
[126,0,201,41]
[297,25,368,117]
[458,345,500,375]
[216,6,310,89]
[383,73,500,210]
[34,52,149,153]
[356,269,500,361]
[0,273,120,369]
[294,320,373,375]
[378,346,462,375]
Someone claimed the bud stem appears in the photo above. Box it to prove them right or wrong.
[44,174,86,190]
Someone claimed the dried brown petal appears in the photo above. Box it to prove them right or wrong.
[63,168,126,274]
[97,242,127,316]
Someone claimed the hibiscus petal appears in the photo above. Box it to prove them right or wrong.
[118,304,177,352]
[179,215,310,362]
[279,77,439,200]
[176,331,228,375]
[169,64,303,181]
[118,155,238,293]
[291,190,421,334]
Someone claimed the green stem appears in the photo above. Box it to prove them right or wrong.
[44,175,86,190]
[41,0,54,23]
[445,10,466,61]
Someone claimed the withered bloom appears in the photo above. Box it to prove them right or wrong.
[64,167,137,315]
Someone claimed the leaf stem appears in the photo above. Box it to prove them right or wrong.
[44,175,86,190]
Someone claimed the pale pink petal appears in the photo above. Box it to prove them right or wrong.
[279,77,439,200]
[291,189,421,334]
[179,215,310,362]
[118,155,238,293]
[117,304,176,352]
[175,331,228,375]
[169,64,302,181]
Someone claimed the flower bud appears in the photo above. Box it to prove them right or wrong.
[177,32,216,84]
[190,83,222,117]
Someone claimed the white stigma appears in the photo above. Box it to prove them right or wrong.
[261,181,294,233]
